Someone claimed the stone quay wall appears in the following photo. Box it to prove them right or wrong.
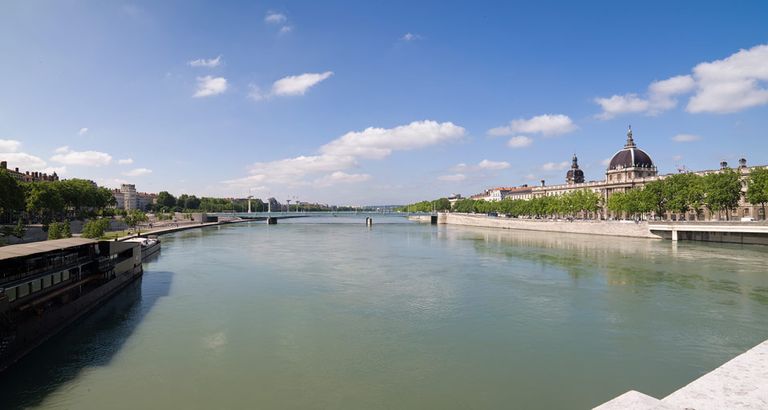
[439,213,661,239]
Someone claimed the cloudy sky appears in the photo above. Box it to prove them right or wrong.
[1,1,767,205]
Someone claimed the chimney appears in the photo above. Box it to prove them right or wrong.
[739,158,747,168]
[540,179,546,187]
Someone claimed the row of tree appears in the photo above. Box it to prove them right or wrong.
[608,168,768,220]
[399,167,768,220]
[0,171,116,224]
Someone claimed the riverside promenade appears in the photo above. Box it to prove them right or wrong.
[117,218,248,241]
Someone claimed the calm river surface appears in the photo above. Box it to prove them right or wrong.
[2,218,767,409]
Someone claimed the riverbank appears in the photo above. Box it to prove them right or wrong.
[117,219,249,241]
[439,213,661,239]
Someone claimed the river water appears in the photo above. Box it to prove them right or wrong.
[2,218,767,409]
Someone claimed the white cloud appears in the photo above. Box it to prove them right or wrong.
[595,75,695,119]
[687,44,768,113]
[601,158,611,166]
[272,72,333,96]
[595,44,768,118]
[279,26,293,34]
[123,168,153,177]
[321,120,464,159]
[594,94,651,119]
[193,76,228,98]
[118,158,134,165]
[225,120,465,189]
[401,33,422,41]
[264,12,287,24]
[477,159,510,170]
[189,55,222,68]
[41,166,66,175]
[315,171,371,187]
[672,133,701,142]
[0,139,21,152]
[507,135,533,148]
[78,127,89,136]
[250,72,333,101]
[541,161,570,171]
[672,155,684,161]
[50,146,112,166]
[488,114,576,137]
[1,153,47,170]
[247,84,265,101]
[438,174,466,182]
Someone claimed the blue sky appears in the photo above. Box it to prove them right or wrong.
[1,1,767,205]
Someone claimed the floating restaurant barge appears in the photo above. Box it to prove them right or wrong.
[0,238,143,372]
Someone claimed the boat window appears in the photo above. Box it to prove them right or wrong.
[31,279,42,293]
[43,275,52,288]
[7,287,17,302]
[53,272,62,284]
[17,283,29,298]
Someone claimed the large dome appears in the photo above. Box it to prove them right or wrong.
[607,127,654,170]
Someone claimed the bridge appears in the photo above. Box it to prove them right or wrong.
[648,221,768,245]
[207,211,423,224]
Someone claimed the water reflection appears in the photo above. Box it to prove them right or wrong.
[0,271,173,409]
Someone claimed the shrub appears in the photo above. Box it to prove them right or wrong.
[82,218,111,238]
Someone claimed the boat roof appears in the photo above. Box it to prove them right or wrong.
[0,238,97,261]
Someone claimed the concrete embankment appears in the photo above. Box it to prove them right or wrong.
[594,338,768,409]
[439,213,661,239]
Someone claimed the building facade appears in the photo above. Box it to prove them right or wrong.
[528,126,764,220]
[111,184,157,211]
[0,161,59,183]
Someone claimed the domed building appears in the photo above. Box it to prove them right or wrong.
[605,126,657,183]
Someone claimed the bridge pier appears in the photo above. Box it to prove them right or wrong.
[672,229,678,241]
[267,217,277,225]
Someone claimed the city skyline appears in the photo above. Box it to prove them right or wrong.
[1,1,767,204]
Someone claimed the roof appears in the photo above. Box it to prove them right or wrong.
[608,147,654,170]
[0,238,97,261]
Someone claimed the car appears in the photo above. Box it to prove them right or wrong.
[741,217,755,222]
[487,212,498,217]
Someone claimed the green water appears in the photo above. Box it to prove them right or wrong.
[2,220,767,409]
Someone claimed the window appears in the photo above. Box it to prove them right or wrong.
[43,275,52,288]
[53,272,62,284]
[31,280,42,293]
[7,287,17,302]
[17,283,29,298]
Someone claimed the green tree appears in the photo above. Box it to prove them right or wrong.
[47,221,71,240]
[24,181,65,223]
[703,169,742,220]
[0,169,25,215]
[746,167,768,220]
[157,191,176,209]
[664,173,705,218]
[82,218,111,238]
[124,210,149,233]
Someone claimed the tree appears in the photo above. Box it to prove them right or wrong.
[24,181,65,223]
[47,221,71,240]
[746,167,768,220]
[664,173,704,218]
[704,169,742,220]
[157,191,176,209]
[124,210,149,233]
[82,219,111,238]
[0,169,25,215]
